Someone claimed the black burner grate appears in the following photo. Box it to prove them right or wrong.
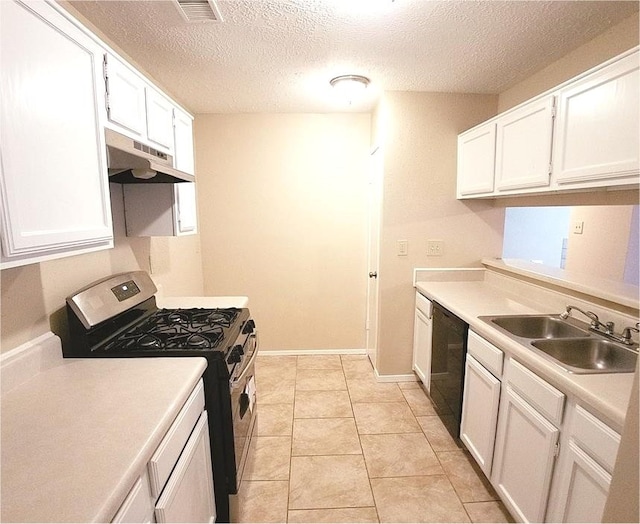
[100,307,239,352]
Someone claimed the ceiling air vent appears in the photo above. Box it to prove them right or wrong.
[174,0,224,22]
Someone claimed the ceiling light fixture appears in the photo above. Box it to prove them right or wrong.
[329,75,370,105]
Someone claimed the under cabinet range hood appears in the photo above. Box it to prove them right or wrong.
[105,128,195,184]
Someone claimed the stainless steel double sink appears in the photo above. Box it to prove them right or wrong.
[478,314,638,374]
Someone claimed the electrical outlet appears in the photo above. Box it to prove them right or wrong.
[427,240,444,257]
[397,240,408,256]
[573,221,584,235]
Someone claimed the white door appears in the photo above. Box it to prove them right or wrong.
[0,0,113,264]
[365,146,383,366]
[176,183,197,235]
[547,440,611,523]
[456,122,496,197]
[460,354,501,476]
[154,411,216,523]
[495,96,554,192]
[105,54,147,137]
[491,385,559,523]
[173,108,195,175]
[553,50,639,186]
[412,305,433,390]
[146,88,175,151]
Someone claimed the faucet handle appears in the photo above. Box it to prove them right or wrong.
[621,323,640,344]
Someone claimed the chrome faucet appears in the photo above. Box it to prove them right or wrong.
[560,305,639,347]
[559,306,612,332]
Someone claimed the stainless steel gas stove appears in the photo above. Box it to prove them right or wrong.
[64,271,258,523]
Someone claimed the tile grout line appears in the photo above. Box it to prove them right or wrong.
[342,355,382,524]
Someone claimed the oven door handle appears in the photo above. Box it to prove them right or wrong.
[231,333,258,388]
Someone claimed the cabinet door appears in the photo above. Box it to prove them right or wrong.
[0,0,113,267]
[105,54,147,137]
[457,123,496,198]
[176,183,197,235]
[174,108,195,175]
[495,96,554,192]
[412,306,433,390]
[546,441,611,523]
[146,88,175,151]
[492,385,559,523]
[155,411,216,524]
[112,470,155,524]
[553,50,639,186]
[460,355,501,477]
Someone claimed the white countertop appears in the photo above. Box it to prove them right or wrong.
[1,356,207,523]
[415,279,635,431]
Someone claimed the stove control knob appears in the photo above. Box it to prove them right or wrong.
[227,349,242,364]
[233,344,244,355]
[242,319,255,334]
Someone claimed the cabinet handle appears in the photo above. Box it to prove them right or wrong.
[369,272,378,279]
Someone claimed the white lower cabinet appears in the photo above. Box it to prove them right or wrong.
[458,332,624,524]
[460,353,501,477]
[412,292,433,390]
[491,359,564,523]
[113,380,215,523]
[546,404,620,523]
[155,412,215,523]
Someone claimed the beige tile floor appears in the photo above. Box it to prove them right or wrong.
[232,354,514,523]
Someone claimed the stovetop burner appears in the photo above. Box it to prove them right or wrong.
[100,307,240,353]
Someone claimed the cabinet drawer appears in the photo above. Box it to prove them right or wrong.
[572,405,620,473]
[506,359,565,425]
[468,331,503,378]
[415,292,432,318]
[112,470,154,523]
[148,379,205,498]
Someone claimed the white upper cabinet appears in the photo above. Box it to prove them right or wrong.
[457,47,639,199]
[123,183,197,237]
[495,96,555,193]
[173,108,195,175]
[146,89,175,150]
[553,50,639,188]
[104,55,147,137]
[0,0,113,269]
[104,53,178,155]
[456,122,496,198]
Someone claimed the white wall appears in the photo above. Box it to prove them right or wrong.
[374,91,502,376]
[194,113,371,351]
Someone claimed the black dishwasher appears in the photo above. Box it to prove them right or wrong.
[429,301,469,440]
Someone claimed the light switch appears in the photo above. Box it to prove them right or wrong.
[397,240,408,256]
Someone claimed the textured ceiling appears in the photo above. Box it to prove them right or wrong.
[66,0,639,114]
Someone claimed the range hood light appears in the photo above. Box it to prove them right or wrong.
[131,168,157,180]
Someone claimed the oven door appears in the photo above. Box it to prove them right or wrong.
[229,332,258,492]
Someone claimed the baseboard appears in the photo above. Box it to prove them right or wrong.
[374,369,419,383]
[258,348,367,356]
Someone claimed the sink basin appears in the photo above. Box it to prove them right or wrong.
[489,315,589,339]
[530,338,638,374]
